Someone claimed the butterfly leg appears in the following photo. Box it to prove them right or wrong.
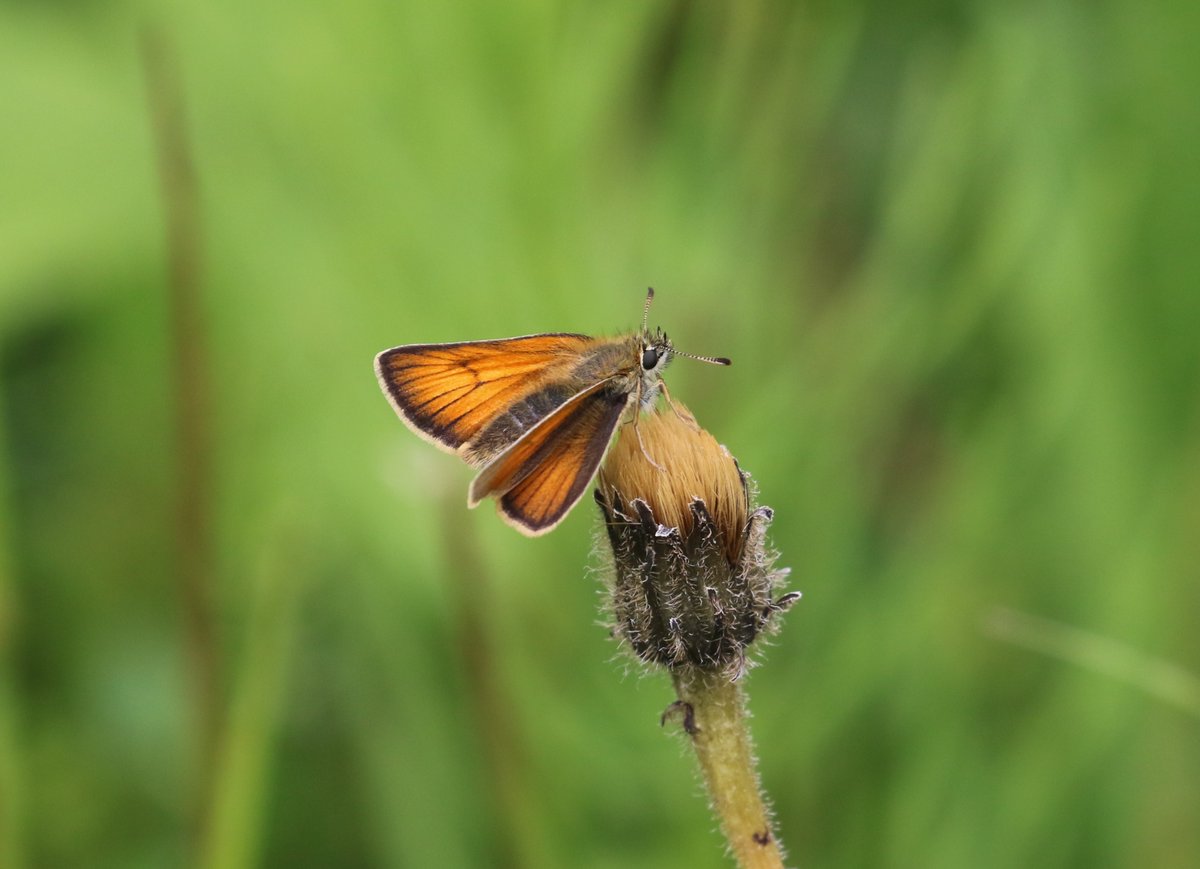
[659,379,700,431]
[632,414,665,471]
[626,378,665,471]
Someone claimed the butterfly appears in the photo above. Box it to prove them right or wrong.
[374,289,730,536]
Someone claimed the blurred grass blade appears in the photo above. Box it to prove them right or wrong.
[0,385,26,869]
[200,519,308,869]
[140,21,221,836]
[985,606,1200,720]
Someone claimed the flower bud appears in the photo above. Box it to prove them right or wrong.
[594,408,798,678]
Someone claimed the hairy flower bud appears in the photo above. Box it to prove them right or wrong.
[594,408,798,678]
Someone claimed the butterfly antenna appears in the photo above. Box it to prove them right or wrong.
[674,348,732,366]
[640,288,729,364]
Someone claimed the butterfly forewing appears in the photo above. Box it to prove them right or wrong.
[469,380,631,534]
[374,333,592,455]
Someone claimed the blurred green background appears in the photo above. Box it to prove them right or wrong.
[2,1,1198,867]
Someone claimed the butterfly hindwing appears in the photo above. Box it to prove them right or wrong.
[468,378,630,534]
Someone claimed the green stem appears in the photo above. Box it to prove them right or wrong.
[140,23,220,847]
[0,381,27,869]
[670,668,787,869]
[199,522,305,869]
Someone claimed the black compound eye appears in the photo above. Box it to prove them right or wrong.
[641,347,660,370]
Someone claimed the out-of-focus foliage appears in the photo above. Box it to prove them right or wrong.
[2,2,1198,867]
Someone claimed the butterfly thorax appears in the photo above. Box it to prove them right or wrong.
[567,331,671,407]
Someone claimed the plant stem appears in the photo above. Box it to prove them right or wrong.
[0,385,27,869]
[439,494,552,869]
[140,23,220,846]
[199,523,304,869]
[670,668,787,869]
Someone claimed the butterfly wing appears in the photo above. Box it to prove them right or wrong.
[469,378,631,535]
[375,333,593,458]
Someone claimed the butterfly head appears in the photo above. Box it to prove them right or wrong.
[641,328,673,375]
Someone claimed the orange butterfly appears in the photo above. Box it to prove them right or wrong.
[374,289,730,535]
